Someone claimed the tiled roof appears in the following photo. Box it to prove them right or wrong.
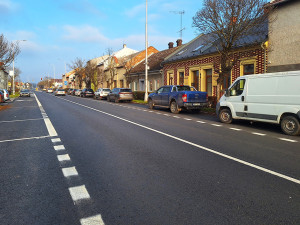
[164,22,268,64]
[130,46,181,73]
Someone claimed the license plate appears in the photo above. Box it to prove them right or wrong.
[193,103,201,106]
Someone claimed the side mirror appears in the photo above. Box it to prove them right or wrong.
[225,89,230,97]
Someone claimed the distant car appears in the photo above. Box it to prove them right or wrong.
[81,88,94,98]
[20,89,31,97]
[0,89,10,101]
[95,88,111,100]
[47,88,53,93]
[70,89,77,95]
[42,88,47,92]
[107,88,133,103]
[67,88,74,95]
[0,90,4,103]
[54,89,66,96]
[75,89,82,96]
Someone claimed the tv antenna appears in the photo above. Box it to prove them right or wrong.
[170,10,185,40]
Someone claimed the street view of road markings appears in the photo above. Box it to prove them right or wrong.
[211,124,222,127]
[34,94,106,225]
[197,120,206,123]
[184,118,192,120]
[173,115,180,118]
[57,97,300,184]
[0,135,50,143]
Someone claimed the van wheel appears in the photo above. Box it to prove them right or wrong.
[281,116,300,136]
[170,101,179,114]
[148,99,154,109]
[219,109,232,124]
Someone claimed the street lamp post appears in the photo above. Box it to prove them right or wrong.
[12,40,26,95]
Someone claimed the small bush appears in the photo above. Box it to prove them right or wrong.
[133,91,153,100]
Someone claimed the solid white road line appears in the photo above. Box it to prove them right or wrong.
[279,138,298,143]
[57,97,300,185]
[0,118,43,123]
[62,167,79,177]
[54,145,65,151]
[69,185,90,201]
[57,154,71,162]
[80,214,105,225]
[0,135,50,143]
[34,94,58,137]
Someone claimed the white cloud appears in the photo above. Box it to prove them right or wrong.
[0,0,18,13]
[62,25,109,43]
[124,3,144,18]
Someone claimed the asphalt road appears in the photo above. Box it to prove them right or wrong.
[0,92,299,225]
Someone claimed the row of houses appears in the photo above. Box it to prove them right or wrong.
[62,0,300,98]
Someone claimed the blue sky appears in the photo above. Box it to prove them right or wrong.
[1,0,203,83]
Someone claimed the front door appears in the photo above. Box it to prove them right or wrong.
[152,87,163,105]
[227,79,246,118]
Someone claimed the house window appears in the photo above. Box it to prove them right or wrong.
[243,64,254,75]
[113,80,117,88]
[149,81,153,92]
[179,72,184,85]
[223,75,231,91]
[120,80,124,88]
[134,82,137,91]
[205,69,212,96]
[168,73,174,85]
[106,81,109,88]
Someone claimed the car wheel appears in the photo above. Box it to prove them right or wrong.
[219,108,232,124]
[148,98,154,109]
[281,115,300,136]
[170,101,179,114]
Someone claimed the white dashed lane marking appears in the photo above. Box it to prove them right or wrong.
[51,138,61,143]
[69,185,90,202]
[197,120,206,124]
[279,138,298,143]
[212,124,222,127]
[184,118,192,121]
[230,128,242,131]
[62,167,79,177]
[80,215,105,225]
[252,132,267,136]
[57,154,71,162]
[54,145,65,151]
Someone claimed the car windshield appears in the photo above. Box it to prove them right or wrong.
[176,86,191,91]
[120,89,132,92]
[87,89,93,91]
[21,89,29,92]
[103,89,111,92]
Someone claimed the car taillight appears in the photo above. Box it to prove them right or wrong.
[6,94,8,97]
[182,94,187,102]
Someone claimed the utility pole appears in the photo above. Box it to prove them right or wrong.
[144,0,148,102]
[170,10,185,40]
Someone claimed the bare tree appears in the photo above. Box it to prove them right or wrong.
[106,56,119,89]
[0,34,20,69]
[97,67,106,88]
[84,60,98,89]
[68,58,85,89]
[37,76,54,89]
[192,0,270,99]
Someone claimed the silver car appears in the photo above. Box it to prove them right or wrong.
[0,89,10,101]
[107,88,133,103]
[20,89,31,97]
[95,88,111,100]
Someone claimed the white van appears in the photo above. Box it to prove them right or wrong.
[216,71,300,136]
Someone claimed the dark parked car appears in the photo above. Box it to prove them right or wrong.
[20,89,31,97]
[107,88,133,103]
[81,88,94,98]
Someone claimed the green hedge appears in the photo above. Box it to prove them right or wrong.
[133,91,153,100]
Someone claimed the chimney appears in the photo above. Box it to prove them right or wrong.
[168,42,174,49]
[176,39,182,47]
[123,44,127,48]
